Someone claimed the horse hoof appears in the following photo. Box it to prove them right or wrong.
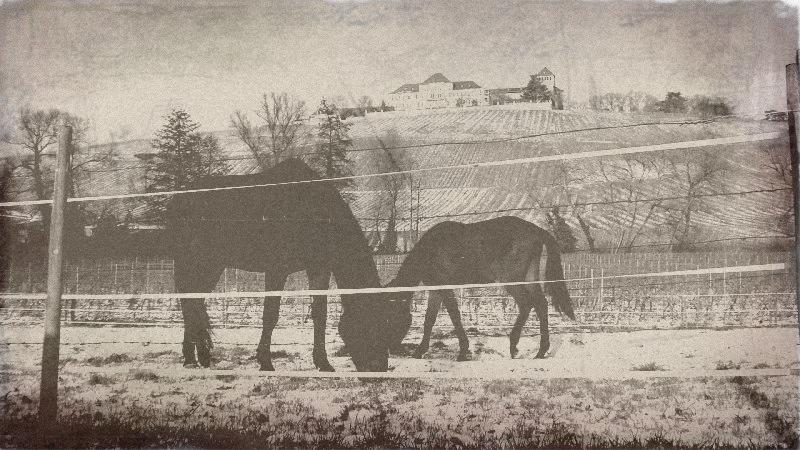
[412,351,426,359]
[259,365,275,372]
[534,352,547,359]
[456,352,472,362]
[510,349,519,359]
[317,365,335,373]
[183,362,199,369]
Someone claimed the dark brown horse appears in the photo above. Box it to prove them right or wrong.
[384,216,574,360]
[166,159,390,372]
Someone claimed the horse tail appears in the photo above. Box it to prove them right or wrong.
[542,233,575,320]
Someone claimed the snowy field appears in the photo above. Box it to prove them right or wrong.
[1,325,798,447]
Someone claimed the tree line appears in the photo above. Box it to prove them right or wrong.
[586,91,732,116]
[0,93,413,253]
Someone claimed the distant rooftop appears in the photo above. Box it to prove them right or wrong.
[535,67,555,78]
[422,73,451,84]
[391,73,482,94]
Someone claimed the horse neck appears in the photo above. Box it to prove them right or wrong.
[330,226,381,289]
[332,253,381,289]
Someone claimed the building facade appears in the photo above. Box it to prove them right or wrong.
[488,67,561,109]
[387,73,489,110]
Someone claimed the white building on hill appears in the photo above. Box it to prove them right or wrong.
[534,67,556,91]
[387,73,489,110]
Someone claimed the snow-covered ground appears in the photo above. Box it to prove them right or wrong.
[1,325,797,377]
[1,325,798,448]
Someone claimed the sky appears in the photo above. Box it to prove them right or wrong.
[0,0,797,142]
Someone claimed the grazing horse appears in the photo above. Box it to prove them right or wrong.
[384,216,575,360]
[166,159,390,372]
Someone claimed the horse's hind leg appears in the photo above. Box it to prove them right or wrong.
[256,272,288,371]
[307,268,334,372]
[413,290,444,359]
[441,291,471,361]
[507,286,533,359]
[531,284,549,358]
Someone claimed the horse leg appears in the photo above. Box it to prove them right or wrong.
[507,286,533,359]
[256,272,288,371]
[307,268,334,372]
[176,261,223,368]
[413,290,444,359]
[531,284,550,358]
[441,290,471,361]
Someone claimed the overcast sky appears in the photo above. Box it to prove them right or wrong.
[0,0,797,142]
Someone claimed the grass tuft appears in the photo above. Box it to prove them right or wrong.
[85,353,132,366]
[87,373,114,386]
[128,369,159,381]
[632,362,665,371]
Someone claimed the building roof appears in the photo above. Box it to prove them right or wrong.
[391,74,482,94]
[390,83,420,94]
[452,80,481,90]
[535,67,555,78]
[488,87,523,94]
[421,73,451,84]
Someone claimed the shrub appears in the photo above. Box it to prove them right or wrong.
[632,362,665,371]
[715,360,741,370]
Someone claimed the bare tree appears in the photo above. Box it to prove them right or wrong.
[230,92,307,171]
[230,110,269,171]
[366,129,412,254]
[596,154,667,252]
[758,138,793,237]
[357,95,374,112]
[3,107,115,229]
[659,149,729,250]
[550,160,597,252]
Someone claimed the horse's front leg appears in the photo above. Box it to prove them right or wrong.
[257,272,287,371]
[308,269,334,372]
[441,290,471,361]
[310,294,334,371]
[414,290,444,358]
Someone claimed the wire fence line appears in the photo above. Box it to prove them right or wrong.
[1,261,793,332]
[0,131,782,208]
[76,110,793,174]
[0,263,784,301]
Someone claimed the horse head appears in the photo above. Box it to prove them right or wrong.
[383,279,414,353]
[337,292,391,372]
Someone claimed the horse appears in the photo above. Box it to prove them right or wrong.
[165,158,390,372]
[384,216,575,361]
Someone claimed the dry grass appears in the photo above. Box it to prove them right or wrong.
[633,362,666,371]
[0,374,797,448]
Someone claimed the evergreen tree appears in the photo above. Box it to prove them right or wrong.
[145,109,229,216]
[545,207,577,252]
[308,99,354,194]
[521,76,552,102]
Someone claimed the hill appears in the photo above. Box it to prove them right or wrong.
[6,107,790,251]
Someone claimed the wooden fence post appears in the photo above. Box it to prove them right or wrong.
[785,55,800,338]
[39,125,71,426]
